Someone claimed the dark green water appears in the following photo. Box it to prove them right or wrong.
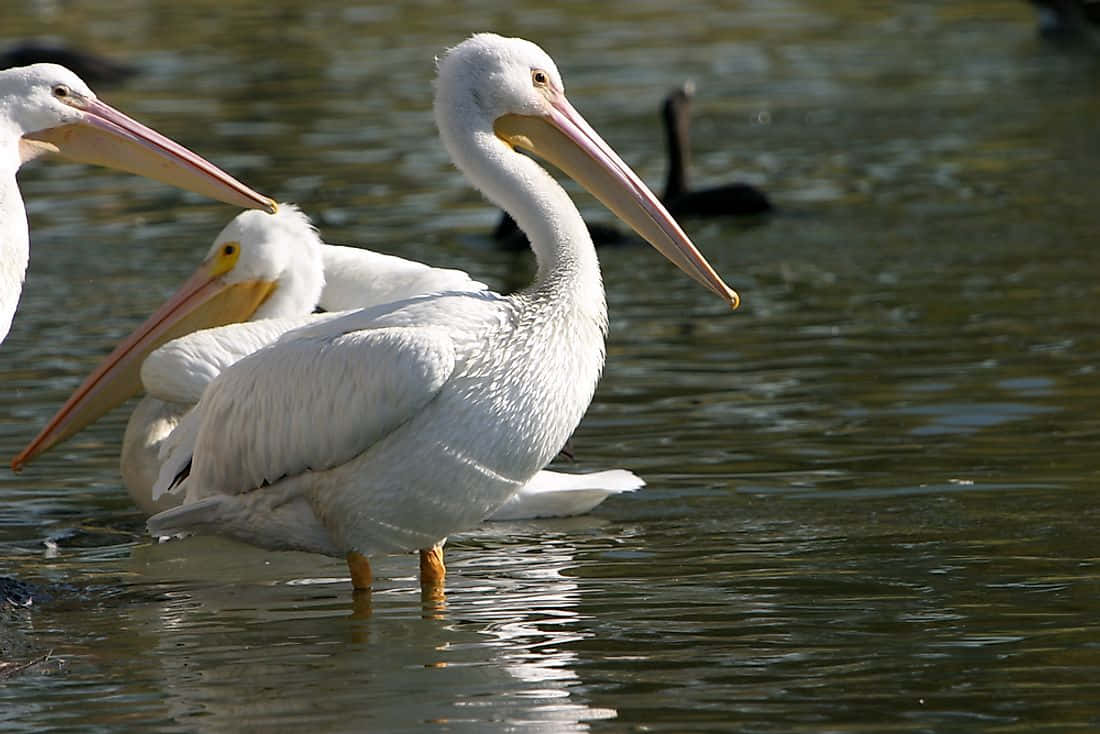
[2,1,1098,731]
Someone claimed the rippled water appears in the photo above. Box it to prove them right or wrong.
[2,1,1099,731]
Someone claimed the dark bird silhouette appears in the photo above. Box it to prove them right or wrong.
[1029,0,1100,43]
[493,81,771,250]
[0,41,136,85]
[660,82,772,220]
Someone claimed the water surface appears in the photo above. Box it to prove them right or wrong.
[2,1,1099,731]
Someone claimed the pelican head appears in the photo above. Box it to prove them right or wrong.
[11,204,322,470]
[3,63,275,212]
[204,205,324,320]
[435,34,738,308]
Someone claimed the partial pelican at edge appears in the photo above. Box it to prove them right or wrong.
[0,62,274,345]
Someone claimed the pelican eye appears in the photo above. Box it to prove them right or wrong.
[531,69,549,87]
[211,240,242,276]
[52,84,72,99]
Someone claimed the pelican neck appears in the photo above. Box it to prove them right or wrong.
[474,132,604,312]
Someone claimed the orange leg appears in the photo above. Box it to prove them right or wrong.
[346,550,373,591]
[419,542,447,615]
[419,541,446,588]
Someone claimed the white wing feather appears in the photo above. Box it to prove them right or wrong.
[153,324,456,500]
[153,404,201,499]
[486,469,644,520]
[140,315,326,404]
[319,244,487,311]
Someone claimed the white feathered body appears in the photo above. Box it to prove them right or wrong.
[122,242,632,523]
[318,244,485,312]
[123,315,323,513]
[121,397,184,513]
[0,158,28,343]
[1,68,39,344]
[154,281,606,556]
[142,34,675,559]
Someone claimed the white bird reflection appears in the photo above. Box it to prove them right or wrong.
[106,521,617,731]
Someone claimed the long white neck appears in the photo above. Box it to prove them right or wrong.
[434,116,610,483]
[0,140,29,344]
[445,125,605,326]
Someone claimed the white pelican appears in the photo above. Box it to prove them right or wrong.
[13,205,644,520]
[138,33,736,593]
[0,63,275,346]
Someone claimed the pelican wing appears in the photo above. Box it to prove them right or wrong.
[153,323,456,500]
[141,310,354,402]
[319,245,488,311]
[141,314,334,404]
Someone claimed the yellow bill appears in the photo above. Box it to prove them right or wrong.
[12,251,275,471]
[494,93,738,309]
[23,96,276,213]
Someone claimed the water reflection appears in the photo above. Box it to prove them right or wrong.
[3,531,619,732]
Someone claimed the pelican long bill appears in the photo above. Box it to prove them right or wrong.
[23,98,276,214]
[11,253,276,471]
[493,95,739,309]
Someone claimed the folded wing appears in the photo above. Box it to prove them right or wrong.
[153,322,456,500]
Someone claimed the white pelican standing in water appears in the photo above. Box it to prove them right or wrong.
[13,205,642,518]
[140,34,736,593]
[0,63,275,345]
